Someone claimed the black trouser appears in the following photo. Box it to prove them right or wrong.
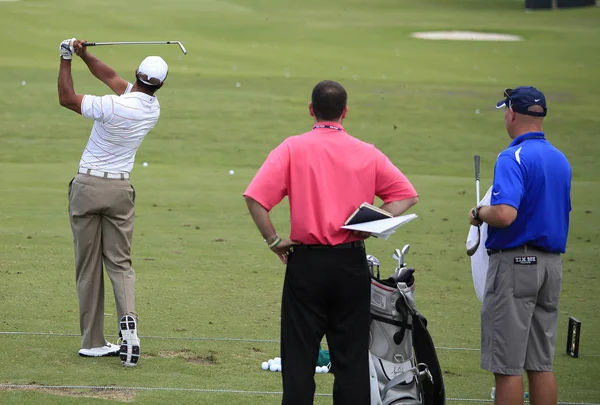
[281,244,371,405]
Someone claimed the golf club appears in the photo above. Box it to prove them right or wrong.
[400,244,410,266]
[83,41,187,55]
[393,248,402,265]
[367,255,381,280]
[392,244,411,277]
[466,155,481,256]
[475,155,481,204]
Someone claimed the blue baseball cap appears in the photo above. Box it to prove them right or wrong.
[496,86,547,117]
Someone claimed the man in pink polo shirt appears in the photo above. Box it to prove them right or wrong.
[244,80,418,405]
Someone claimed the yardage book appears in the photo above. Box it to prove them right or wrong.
[342,213,418,240]
[344,202,393,226]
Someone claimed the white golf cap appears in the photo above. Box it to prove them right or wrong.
[137,56,168,86]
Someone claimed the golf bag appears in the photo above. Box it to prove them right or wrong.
[367,250,445,405]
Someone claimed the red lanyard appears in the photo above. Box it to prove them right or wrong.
[313,125,343,131]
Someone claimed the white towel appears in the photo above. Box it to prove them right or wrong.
[466,186,492,302]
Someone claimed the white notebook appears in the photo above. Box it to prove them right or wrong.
[341,214,418,240]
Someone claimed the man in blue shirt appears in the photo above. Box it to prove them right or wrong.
[468,86,571,405]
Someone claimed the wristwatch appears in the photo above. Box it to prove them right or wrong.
[471,206,481,221]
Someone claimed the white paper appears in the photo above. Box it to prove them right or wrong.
[341,214,418,240]
[466,186,492,302]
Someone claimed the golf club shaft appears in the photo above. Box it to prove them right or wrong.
[467,155,482,257]
[83,41,187,55]
[474,155,481,203]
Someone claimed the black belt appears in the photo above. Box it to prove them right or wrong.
[487,244,549,256]
[294,240,365,250]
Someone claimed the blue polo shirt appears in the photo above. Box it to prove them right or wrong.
[486,132,572,253]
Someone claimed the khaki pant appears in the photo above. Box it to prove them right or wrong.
[481,245,562,375]
[68,174,137,349]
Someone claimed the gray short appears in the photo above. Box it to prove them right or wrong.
[481,246,562,375]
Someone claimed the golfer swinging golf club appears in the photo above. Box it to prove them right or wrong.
[57,38,168,366]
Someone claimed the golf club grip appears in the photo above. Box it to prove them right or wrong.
[82,43,96,47]
[474,155,481,181]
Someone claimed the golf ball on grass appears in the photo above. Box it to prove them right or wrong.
[262,357,283,371]
[142,162,148,167]
[229,169,235,175]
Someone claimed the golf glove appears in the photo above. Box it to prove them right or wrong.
[59,38,76,60]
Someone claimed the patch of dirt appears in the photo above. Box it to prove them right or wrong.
[443,370,464,377]
[2,386,135,402]
[156,348,218,365]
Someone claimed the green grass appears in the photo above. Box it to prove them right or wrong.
[1,0,599,404]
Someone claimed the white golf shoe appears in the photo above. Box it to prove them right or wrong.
[78,342,121,357]
[119,315,140,367]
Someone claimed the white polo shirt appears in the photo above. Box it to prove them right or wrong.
[79,83,160,174]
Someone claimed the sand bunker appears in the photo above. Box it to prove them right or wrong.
[411,31,523,42]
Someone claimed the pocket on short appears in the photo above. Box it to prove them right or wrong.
[485,255,500,295]
[513,263,539,298]
[68,177,74,198]
[123,184,135,205]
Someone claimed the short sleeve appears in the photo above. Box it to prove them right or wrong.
[490,152,525,209]
[81,94,116,123]
[375,150,418,203]
[243,142,289,211]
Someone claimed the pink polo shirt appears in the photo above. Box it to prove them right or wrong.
[244,122,418,245]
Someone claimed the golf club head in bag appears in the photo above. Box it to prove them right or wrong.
[392,244,410,268]
[389,245,416,305]
[367,254,381,280]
